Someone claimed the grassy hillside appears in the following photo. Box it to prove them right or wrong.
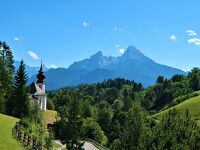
[0,114,24,150]
[152,94,200,125]
[158,91,200,111]
[42,110,57,128]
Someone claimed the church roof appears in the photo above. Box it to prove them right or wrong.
[37,63,45,83]
[29,82,46,96]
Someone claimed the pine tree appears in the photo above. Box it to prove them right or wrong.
[0,58,6,113]
[0,41,15,92]
[12,60,29,118]
[190,73,200,91]
[0,41,15,114]
[122,88,132,111]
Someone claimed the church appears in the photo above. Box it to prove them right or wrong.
[29,64,47,111]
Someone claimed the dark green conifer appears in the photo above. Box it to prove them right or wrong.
[12,60,29,117]
[0,41,15,114]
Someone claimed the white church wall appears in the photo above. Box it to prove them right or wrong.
[37,83,45,92]
[38,96,46,111]
[38,96,42,110]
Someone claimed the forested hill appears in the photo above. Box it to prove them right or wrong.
[48,67,200,116]
[47,68,200,149]
[29,46,185,90]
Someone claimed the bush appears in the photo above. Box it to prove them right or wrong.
[19,117,54,149]
[47,99,55,110]
[83,118,108,145]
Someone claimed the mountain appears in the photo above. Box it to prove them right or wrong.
[29,46,186,90]
[68,51,117,71]
[29,68,89,90]
[14,60,48,78]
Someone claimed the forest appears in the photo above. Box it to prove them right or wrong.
[1,41,200,149]
[47,69,200,149]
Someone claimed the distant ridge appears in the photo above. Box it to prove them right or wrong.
[14,60,48,78]
[29,46,186,90]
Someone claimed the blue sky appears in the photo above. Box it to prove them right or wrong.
[1,0,200,71]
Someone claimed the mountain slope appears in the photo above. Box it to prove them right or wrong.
[152,93,200,125]
[69,51,117,71]
[28,46,186,90]
[14,61,48,78]
[69,46,184,79]
[29,68,89,90]
[69,46,185,81]
[73,68,119,85]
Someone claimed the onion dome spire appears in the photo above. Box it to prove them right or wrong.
[37,60,45,83]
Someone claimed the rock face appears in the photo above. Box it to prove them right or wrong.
[29,46,186,90]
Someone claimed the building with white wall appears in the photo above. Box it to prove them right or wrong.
[29,64,47,111]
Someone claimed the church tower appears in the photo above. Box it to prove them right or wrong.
[36,62,47,110]
[29,62,47,111]
[37,63,45,92]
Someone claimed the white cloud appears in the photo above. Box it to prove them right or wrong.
[82,21,90,27]
[114,27,123,32]
[27,51,39,60]
[170,35,177,41]
[50,64,58,69]
[115,44,120,48]
[119,48,125,54]
[13,37,20,41]
[188,38,200,46]
[181,66,191,72]
[118,28,123,32]
[13,37,24,41]
[186,30,197,36]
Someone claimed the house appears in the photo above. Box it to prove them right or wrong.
[29,64,47,111]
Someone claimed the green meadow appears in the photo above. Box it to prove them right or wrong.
[153,94,200,125]
[0,114,24,150]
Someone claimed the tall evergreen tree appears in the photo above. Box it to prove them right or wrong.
[0,41,15,114]
[156,75,165,84]
[0,57,6,113]
[12,60,29,117]
[190,73,200,91]
[0,81,6,113]
[0,41,15,92]
[122,88,132,111]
